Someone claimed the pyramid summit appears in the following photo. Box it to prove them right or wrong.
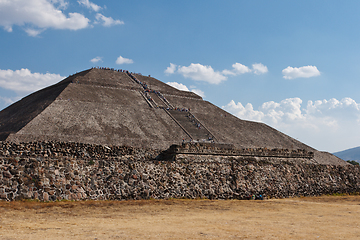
[0,67,345,165]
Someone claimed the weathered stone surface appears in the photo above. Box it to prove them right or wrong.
[0,68,344,165]
[0,141,358,201]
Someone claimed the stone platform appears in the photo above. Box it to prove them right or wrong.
[0,141,359,201]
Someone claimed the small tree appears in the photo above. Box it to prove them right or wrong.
[347,160,360,165]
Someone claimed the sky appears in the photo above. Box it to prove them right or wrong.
[1,0,360,152]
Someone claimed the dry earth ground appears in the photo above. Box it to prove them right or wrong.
[0,196,360,239]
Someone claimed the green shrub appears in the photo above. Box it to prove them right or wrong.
[347,160,359,165]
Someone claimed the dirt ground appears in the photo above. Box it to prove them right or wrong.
[0,195,360,240]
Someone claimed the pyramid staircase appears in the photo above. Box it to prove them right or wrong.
[149,92,173,109]
[126,72,216,142]
[168,110,215,142]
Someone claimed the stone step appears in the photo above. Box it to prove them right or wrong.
[149,92,164,108]
[169,110,212,141]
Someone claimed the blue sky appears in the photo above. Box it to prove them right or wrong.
[1,0,360,152]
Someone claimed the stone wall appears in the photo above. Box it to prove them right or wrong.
[162,143,315,159]
[0,141,359,201]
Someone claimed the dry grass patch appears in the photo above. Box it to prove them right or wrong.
[1,196,360,239]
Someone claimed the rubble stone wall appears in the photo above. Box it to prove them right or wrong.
[164,143,315,160]
[0,141,359,201]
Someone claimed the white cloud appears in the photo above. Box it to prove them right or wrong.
[233,63,252,74]
[90,56,103,63]
[221,69,236,76]
[3,25,12,32]
[166,81,205,98]
[115,56,133,65]
[282,65,320,79]
[95,13,124,27]
[222,63,251,76]
[0,68,65,94]
[223,100,264,122]
[50,0,68,10]
[223,97,360,152]
[0,0,90,36]
[191,89,205,98]
[0,96,19,106]
[164,63,177,75]
[305,98,360,122]
[252,63,268,75]
[78,0,101,12]
[24,28,44,37]
[177,63,227,84]
[167,82,189,91]
[166,62,268,84]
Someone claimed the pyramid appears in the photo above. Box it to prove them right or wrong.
[0,68,345,165]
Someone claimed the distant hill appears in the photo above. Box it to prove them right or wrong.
[333,146,360,163]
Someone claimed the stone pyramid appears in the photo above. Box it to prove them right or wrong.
[0,68,345,165]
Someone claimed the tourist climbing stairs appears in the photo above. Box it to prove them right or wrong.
[126,71,214,141]
[139,91,155,108]
[148,92,164,108]
[125,72,142,88]
[157,94,174,109]
[168,110,215,142]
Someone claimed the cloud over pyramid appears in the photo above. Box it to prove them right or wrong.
[0,68,344,165]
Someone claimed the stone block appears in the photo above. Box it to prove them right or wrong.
[43,192,49,201]
[3,171,12,178]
